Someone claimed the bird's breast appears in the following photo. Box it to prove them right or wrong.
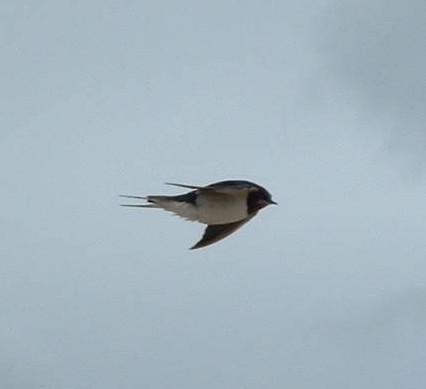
[196,192,248,225]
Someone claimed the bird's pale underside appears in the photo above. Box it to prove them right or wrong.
[120,180,276,249]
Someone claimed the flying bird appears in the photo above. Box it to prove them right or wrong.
[120,180,276,249]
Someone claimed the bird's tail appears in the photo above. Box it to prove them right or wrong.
[119,194,173,208]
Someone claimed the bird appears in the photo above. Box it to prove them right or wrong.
[120,180,277,249]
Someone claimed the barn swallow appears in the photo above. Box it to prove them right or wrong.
[120,180,277,249]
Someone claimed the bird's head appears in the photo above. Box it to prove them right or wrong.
[247,186,277,213]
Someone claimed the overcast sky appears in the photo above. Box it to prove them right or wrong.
[1,1,425,388]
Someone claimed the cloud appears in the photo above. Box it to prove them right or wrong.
[319,0,426,168]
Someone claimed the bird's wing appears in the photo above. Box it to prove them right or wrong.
[164,182,205,190]
[190,215,255,249]
[165,181,256,196]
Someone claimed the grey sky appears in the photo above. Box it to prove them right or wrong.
[319,0,426,172]
[1,1,425,389]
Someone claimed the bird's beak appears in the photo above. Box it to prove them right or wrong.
[269,200,278,205]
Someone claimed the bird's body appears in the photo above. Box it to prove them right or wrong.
[148,190,248,225]
[121,180,276,249]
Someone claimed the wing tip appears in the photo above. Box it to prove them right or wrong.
[164,182,204,190]
[189,242,205,250]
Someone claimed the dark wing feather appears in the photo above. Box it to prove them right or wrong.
[207,180,258,190]
[165,181,258,195]
[190,215,255,250]
[164,182,205,190]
